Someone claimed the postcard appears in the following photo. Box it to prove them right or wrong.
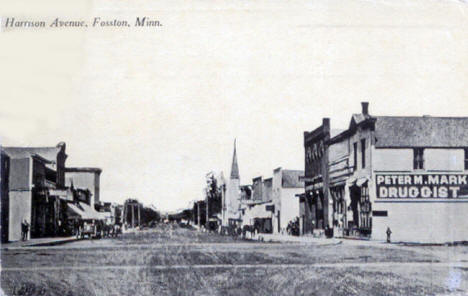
[1,1,467,295]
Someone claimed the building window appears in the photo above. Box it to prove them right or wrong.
[361,139,366,168]
[353,142,358,169]
[465,148,468,170]
[413,148,424,170]
[360,185,369,203]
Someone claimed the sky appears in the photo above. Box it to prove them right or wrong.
[1,0,467,212]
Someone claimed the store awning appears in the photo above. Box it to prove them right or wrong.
[67,203,84,219]
[49,189,74,201]
[346,177,357,186]
[66,202,104,220]
[356,178,369,187]
[242,202,273,225]
[305,182,323,191]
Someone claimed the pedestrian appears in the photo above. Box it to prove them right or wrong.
[386,227,392,243]
[21,220,26,241]
[22,220,29,241]
[25,220,30,240]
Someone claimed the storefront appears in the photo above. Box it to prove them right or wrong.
[241,201,274,234]
[306,102,468,243]
[30,190,60,238]
[67,201,106,235]
[372,172,468,243]
[330,185,346,237]
[303,118,331,235]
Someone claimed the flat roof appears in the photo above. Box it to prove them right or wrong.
[66,167,102,173]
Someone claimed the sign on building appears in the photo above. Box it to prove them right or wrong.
[376,174,468,199]
[48,189,73,201]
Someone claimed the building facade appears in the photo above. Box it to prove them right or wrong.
[65,167,102,207]
[240,168,303,235]
[304,102,468,243]
[3,143,68,241]
[302,118,331,235]
[369,114,468,243]
[252,176,263,202]
[271,168,304,234]
[1,150,10,243]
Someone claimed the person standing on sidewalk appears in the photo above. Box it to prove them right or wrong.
[21,220,30,241]
[386,227,392,243]
[24,220,29,241]
[21,220,26,241]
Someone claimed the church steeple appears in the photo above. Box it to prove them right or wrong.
[230,139,239,180]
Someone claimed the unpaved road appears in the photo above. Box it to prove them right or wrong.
[2,225,467,296]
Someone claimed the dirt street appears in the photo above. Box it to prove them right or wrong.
[1,224,467,296]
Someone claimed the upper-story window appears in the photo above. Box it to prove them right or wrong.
[353,142,358,169]
[361,139,366,169]
[465,148,468,170]
[413,148,424,170]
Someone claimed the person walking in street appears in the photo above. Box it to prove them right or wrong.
[386,227,392,243]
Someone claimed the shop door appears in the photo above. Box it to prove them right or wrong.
[350,186,360,228]
[315,191,324,229]
[277,211,280,233]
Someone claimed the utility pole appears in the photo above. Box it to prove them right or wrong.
[206,195,209,230]
[137,203,141,227]
[197,202,201,227]
[131,203,135,228]
[122,202,127,227]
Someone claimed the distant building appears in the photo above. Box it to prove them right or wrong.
[98,202,119,225]
[251,176,263,202]
[65,167,102,207]
[222,140,242,227]
[193,200,206,227]
[241,199,274,234]
[240,185,252,201]
[262,178,273,202]
[241,168,304,235]
[271,168,304,234]
[122,199,142,229]
[303,102,468,243]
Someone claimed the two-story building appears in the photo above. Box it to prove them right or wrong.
[369,114,468,243]
[271,168,304,234]
[302,118,334,235]
[65,167,102,208]
[240,168,304,235]
[3,142,68,240]
[305,102,468,243]
[241,176,274,234]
